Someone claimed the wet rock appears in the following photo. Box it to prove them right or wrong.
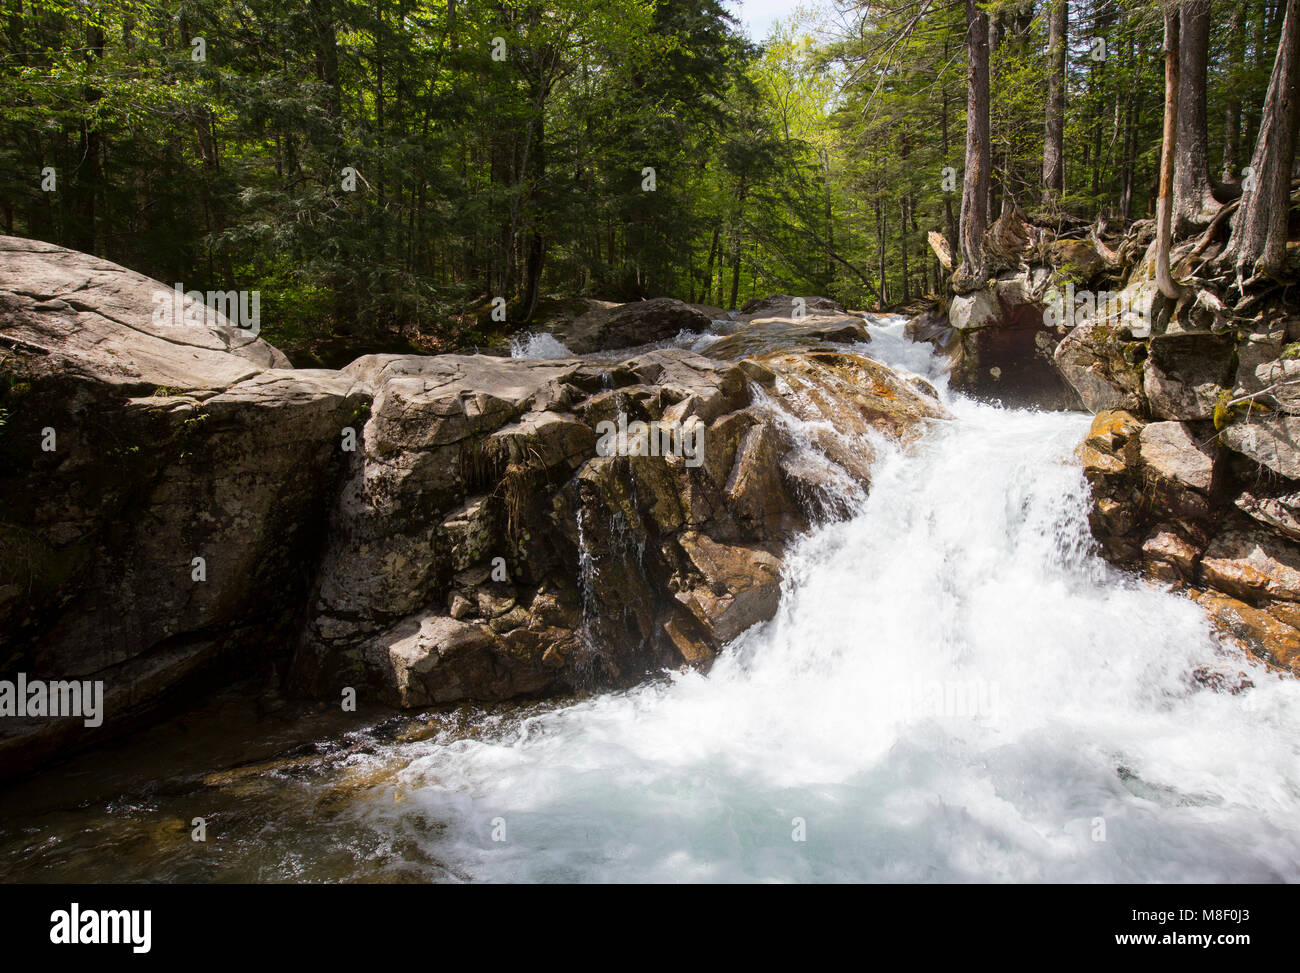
[1141,526,1200,583]
[294,343,947,715]
[1192,589,1300,676]
[1,237,955,774]
[903,306,959,356]
[673,533,782,647]
[1200,527,1300,605]
[1085,409,1144,453]
[1077,410,1147,563]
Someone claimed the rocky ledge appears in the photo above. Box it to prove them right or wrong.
[0,238,947,776]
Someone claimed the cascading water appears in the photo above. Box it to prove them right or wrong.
[350,316,1300,882]
[3,316,1298,882]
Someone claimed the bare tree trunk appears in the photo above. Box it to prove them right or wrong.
[1223,0,1300,281]
[728,185,747,310]
[1042,0,1066,207]
[1221,3,1247,182]
[899,197,910,303]
[940,50,958,251]
[1243,2,1270,154]
[822,148,835,288]
[1156,3,1186,301]
[876,196,888,307]
[703,226,719,306]
[956,0,991,292]
[1173,0,1217,233]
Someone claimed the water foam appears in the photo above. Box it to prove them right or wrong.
[354,322,1300,882]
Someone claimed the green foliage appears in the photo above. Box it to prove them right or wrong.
[0,0,1278,339]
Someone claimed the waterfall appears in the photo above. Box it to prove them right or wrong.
[349,317,1300,882]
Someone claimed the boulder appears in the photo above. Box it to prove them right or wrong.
[1049,238,1108,285]
[945,274,1081,410]
[704,316,870,360]
[947,276,1037,332]
[1200,527,1300,604]
[1053,322,1145,413]
[1233,330,1286,399]
[1142,332,1235,421]
[1138,421,1218,494]
[1235,490,1300,542]
[1192,589,1300,676]
[550,297,712,353]
[0,236,365,777]
[737,294,846,320]
[903,305,959,356]
[1220,415,1300,480]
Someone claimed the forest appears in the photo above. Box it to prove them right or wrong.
[1,0,1295,361]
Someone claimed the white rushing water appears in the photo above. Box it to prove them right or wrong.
[365,316,1300,882]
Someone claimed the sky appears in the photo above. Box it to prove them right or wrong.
[724,0,817,41]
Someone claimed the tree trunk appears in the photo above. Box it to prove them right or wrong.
[728,185,747,310]
[1221,3,1247,181]
[1156,3,1186,301]
[1173,0,1217,233]
[822,148,835,289]
[876,196,888,307]
[703,225,719,306]
[1223,0,1300,281]
[899,197,910,303]
[1243,2,1270,154]
[940,46,958,250]
[1042,0,1066,207]
[956,0,991,292]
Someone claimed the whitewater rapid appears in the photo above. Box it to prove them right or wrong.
[348,318,1300,882]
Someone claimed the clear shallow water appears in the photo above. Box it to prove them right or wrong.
[4,316,1299,883]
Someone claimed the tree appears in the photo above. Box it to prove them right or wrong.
[1171,0,1217,233]
[1155,1,1185,301]
[1221,0,1300,283]
[956,0,991,292]
[1042,0,1067,209]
